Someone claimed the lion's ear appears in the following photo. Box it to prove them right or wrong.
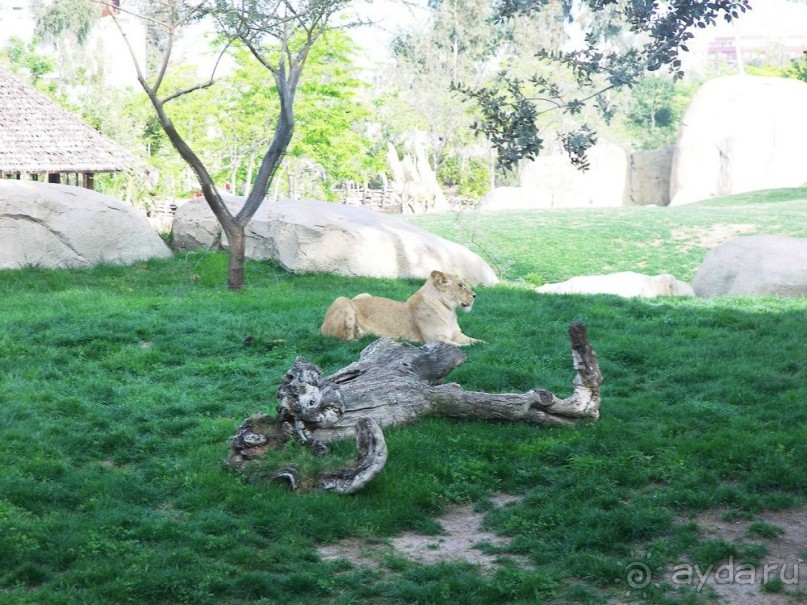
[430,270,450,285]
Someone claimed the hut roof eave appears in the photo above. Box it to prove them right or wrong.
[0,70,137,175]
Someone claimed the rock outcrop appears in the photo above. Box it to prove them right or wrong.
[691,236,807,297]
[477,186,536,211]
[626,146,674,206]
[481,142,627,210]
[386,143,449,214]
[172,198,498,286]
[0,180,172,269]
[670,76,807,205]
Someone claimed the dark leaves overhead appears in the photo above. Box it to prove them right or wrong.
[461,0,752,170]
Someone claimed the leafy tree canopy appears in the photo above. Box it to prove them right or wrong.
[32,0,96,44]
[155,30,380,199]
[785,51,807,81]
[0,38,54,85]
[281,31,383,193]
[617,75,695,151]
[458,0,752,170]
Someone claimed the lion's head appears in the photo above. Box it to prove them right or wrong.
[430,270,476,312]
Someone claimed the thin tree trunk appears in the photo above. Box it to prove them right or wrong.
[245,149,256,197]
[224,223,246,291]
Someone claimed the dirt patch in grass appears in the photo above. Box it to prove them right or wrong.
[318,494,526,572]
[670,224,757,253]
[672,508,806,605]
[321,495,804,604]
[613,508,806,605]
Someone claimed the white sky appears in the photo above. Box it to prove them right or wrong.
[344,0,429,67]
[128,0,807,82]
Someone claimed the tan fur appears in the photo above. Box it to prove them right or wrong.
[320,270,481,346]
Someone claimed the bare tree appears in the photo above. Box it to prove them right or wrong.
[102,0,356,289]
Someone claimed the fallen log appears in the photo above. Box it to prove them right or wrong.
[227,322,601,494]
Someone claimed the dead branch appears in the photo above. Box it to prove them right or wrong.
[227,322,601,493]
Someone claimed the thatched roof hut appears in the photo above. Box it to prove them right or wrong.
[0,70,135,189]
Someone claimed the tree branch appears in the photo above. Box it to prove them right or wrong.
[161,38,234,104]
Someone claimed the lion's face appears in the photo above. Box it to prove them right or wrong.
[431,270,476,312]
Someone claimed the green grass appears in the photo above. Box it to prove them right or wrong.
[746,521,785,540]
[1,191,805,604]
[409,187,807,283]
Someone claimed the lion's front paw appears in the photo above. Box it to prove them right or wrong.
[454,336,484,346]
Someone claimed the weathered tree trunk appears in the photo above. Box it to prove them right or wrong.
[227,322,601,493]
[224,224,246,291]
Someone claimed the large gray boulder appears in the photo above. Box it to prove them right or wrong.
[0,181,172,269]
[172,198,499,286]
[536,271,694,298]
[626,146,673,206]
[691,236,807,297]
[670,76,807,206]
[520,141,627,209]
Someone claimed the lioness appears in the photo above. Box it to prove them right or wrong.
[320,270,481,346]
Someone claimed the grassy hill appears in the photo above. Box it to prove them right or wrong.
[409,187,807,284]
[0,190,805,604]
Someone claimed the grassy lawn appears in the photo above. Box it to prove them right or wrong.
[1,189,805,604]
[410,188,807,284]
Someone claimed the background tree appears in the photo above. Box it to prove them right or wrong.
[158,31,381,202]
[785,51,807,81]
[104,0,357,290]
[458,0,753,170]
[616,75,696,151]
[380,0,502,191]
[0,38,55,86]
[216,31,382,200]
[33,0,99,87]
[287,31,383,199]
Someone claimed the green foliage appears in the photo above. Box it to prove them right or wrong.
[690,539,767,568]
[287,31,385,196]
[618,76,697,151]
[462,0,753,169]
[784,51,807,82]
[437,156,491,199]
[33,0,95,44]
[456,73,544,169]
[438,156,462,188]
[745,64,790,78]
[762,577,786,593]
[159,31,381,199]
[0,37,55,85]
[409,188,807,283]
[746,521,785,539]
[21,9,379,202]
[147,66,223,198]
[382,0,502,170]
[1,193,805,604]
[27,0,109,91]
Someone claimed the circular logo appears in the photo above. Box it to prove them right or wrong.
[625,561,652,589]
